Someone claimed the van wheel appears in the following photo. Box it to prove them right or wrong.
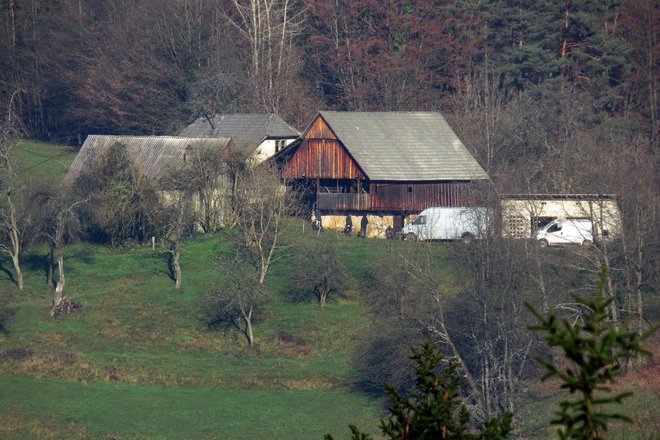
[405,233,418,242]
[538,239,549,248]
[461,233,474,244]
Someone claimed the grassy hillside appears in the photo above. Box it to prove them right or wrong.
[0,141,656,439]
[15,140,78,184]
[0,218,463,440]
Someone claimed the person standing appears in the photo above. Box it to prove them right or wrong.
[314,208,323,231]
[360,215,368,238]
[344,215,353,235]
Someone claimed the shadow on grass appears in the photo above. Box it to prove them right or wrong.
[351,377,386,399]
[23,252,49,275]
[0,255,16,284]
[0,274,17,333]
[69,246,97,265]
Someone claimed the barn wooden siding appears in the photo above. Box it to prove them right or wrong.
[317,193,370,211]
[316,182,472,212]
[282,116,365,180]
[282,139,365,179]
[307,115,336,139]
[371,182,471,211]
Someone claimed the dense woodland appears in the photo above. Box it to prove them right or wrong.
[0,1,658,437]
[1,1,657,152]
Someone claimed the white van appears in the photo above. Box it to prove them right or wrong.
[536,218,595,247]
[400,207,490,243]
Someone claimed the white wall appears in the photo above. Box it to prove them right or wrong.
[252,138,297,164]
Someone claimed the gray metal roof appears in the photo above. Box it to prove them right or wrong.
[178,113,300,154]
[318,111,488,181]
[64,135,232,186]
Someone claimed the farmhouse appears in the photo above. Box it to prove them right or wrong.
[277,111,488,235]
[179,113,300,164]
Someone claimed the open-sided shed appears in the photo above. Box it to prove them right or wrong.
[501,194,622,238]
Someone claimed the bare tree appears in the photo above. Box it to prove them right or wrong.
[203,253,264,347]
[223,0,305,113]
[184,144,233,234]
[45,196,85,313]
[231,163,299,285]
[288,240,345,307]
[448,237,541,419]
[361,230,548,422]
[156,143,235,289]
[73,142,161,246]
[156,187,196,291]
[163,195,191,291]
[0,89,26,290]
[615,139,659,336]
[26,180,86,315]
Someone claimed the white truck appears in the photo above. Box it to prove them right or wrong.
[535,218,596,247]
[400,207,491,243]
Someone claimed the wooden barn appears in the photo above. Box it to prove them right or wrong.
[277,111,488,233]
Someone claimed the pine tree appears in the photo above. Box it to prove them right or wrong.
[325,340,513,440]
[526,268,656,440]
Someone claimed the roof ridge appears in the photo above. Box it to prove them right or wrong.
[88,134,232,141]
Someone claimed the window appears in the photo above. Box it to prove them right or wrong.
[412,215,426,225]
[548,223,562,233]
[275,139,286,153]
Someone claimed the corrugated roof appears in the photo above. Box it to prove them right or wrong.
[178,113,300,154]
[64,135,232,186]
[318,111,488,181]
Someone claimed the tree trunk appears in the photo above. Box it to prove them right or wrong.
[53,254,65,305]
[530,243,549,313]
[54,282,64,305]
[57,253,65,286]
[47,247,54,287]
[7,198,23,290]
[173,240,182,290]
[12,252,23,291]
[245,305,254,348]
[596,238,619,324]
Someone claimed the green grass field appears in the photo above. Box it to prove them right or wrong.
[0,230,406,439]
[15,140,78,184]
[0,141,403,439]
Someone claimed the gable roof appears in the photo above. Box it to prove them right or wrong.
[178,113,300,154]
[64,135,232,186]
[315,111,488,181]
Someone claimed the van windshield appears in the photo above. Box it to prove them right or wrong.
[548,223,562,233]
[412,215,426,225]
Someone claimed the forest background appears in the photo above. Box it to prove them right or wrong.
[1,1,657,188]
